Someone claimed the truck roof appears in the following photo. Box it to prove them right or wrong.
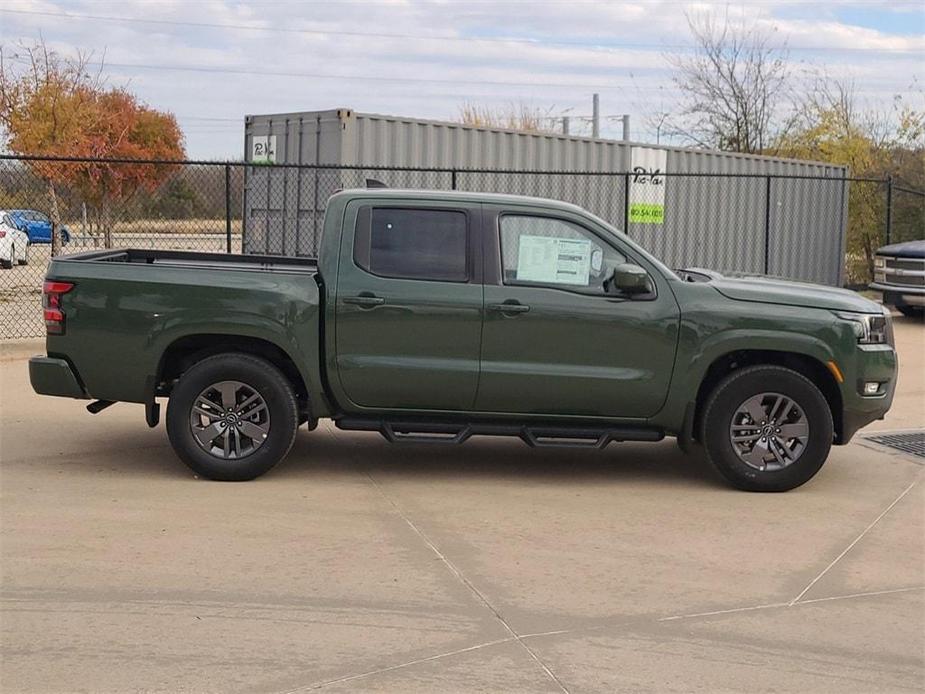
[332,188,588,214]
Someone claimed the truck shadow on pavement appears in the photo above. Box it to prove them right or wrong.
[272,431,725,489]
[9,420,722,488]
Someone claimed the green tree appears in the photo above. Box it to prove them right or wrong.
[778,80,925,282]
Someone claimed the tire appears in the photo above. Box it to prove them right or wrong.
[17,244,29,266]
[1,246,13,269]
[701,365,833,492]
[166,353,299,481]
[896,304,924,319]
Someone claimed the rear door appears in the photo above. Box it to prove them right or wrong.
[333,198,483,411]
[475,205,680,418]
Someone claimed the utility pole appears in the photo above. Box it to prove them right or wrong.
[622,114,631,142]
[592,93,600,139]
[652,112,669,145]
[562,116,570,135]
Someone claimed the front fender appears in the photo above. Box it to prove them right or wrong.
[652,296,840,433]
[690,327,835,378]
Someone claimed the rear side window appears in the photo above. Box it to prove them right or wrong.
[355,208,468,282]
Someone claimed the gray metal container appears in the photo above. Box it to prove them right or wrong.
[243,108,848,284]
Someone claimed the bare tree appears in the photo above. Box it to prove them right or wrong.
[458,102,561,134]
[666,12,793,153]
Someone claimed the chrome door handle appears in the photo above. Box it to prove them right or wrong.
[487,302,530,314]
[343,294,385,307]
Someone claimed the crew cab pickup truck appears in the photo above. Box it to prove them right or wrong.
[30,190,897,491]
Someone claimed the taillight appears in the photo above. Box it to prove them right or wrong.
[0,230,6,238]
[43,280,75,335]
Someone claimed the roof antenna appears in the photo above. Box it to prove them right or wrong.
[366,178,388,188]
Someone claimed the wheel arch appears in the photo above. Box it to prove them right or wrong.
[692,350,844,444]
[156,334,312,421]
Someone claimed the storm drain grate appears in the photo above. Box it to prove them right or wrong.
[864,431,925,459]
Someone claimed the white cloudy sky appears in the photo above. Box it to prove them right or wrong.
[1,0,923,158]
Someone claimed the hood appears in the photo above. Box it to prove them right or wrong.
[685,271,883,313]
[876,239,925,258]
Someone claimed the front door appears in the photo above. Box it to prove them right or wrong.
[334,200,483,411]
[475,208,680,418]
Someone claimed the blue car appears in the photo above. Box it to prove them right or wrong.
[7,210,70,244]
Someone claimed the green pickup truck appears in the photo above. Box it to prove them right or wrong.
[30,189,897,491]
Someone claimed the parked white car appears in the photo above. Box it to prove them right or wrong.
[0,210,30,269]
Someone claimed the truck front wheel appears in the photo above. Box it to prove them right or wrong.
[166,353,299,481]
[700,365,834,492]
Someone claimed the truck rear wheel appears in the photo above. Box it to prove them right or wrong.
[166,353,299,481]
[700,365,833,492]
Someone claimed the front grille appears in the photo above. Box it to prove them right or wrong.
[885,258,924,272]
[884,273,925,287]
[876,256,925,288]
[864,431,925,460]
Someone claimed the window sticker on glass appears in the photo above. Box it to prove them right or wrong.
[516,235,592,286]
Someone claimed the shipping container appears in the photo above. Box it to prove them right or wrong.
[243,108,849,285]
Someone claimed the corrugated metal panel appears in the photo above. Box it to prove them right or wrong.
[349,112,629,170]
[243,108,848,284]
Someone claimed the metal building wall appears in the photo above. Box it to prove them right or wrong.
[243,110,348,257]
[243,109,848,284]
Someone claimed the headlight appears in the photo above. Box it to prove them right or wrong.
[874,257,886,269]
[833,310,891,345]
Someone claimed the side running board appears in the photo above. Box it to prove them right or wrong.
[335,417,663,450]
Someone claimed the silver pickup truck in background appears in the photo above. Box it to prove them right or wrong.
[870,240,925,319]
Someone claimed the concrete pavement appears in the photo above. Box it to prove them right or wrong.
[1,316,922,693]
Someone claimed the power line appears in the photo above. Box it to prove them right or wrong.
[9,55,674,92]
[3,50,907,107]
[10,56,905,96]
[1,8,922,55]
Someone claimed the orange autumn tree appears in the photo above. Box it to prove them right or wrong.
[0,41,185,252]
[72,89,185,247]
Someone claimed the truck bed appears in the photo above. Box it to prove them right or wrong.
[57,248,319,274]
[43,247,323,406]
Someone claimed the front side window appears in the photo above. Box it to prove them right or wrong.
[355,208,468,282]
[500,215,627,295]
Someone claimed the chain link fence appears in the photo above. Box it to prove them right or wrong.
[1,155,921,339]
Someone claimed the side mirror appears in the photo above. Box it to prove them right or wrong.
[612,263,650,295]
